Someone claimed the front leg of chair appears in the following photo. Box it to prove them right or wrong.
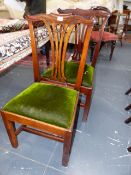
[83,90,92,122]
[110,41,116,61]
[90,41,96,62]
[62,131,72,166]
[1,113,18,148]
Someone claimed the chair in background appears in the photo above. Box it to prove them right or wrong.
[77,8,110,66]
[108,10,118,33]
[57,8,109,121]
[90,7,118,61]
[58,8,110,67]
[0,13,93,166]
[108,10,129,46]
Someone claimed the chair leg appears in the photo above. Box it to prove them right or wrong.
[124,116,131,124]
[90,41,96,62]
[91,41,103,68]
[125,104,131,111]
[82,91,92,122]
[120,38,122,47]
[2,115,18,148]
[109,41,116,61]
[127,147,131,152]
[62,131,72,166]
[99,42,105,51]
[125,88,131,95]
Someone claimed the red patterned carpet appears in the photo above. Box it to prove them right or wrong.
[16,52,47,68]
[16,50,72,68]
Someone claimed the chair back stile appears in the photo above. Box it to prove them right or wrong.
[28,19,41,82]
[27,14,93,91]
[75,23,93,90]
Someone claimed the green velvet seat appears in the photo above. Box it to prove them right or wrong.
[3,82,78,129]
[43,61,94,87]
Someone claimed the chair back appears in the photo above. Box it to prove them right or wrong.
[90,6,111,14]
[58,8,110,67]
[27,13,93,90]
[75,9,110,33]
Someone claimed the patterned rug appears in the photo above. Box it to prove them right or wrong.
[16,51,47,68]
[16,50,72,68]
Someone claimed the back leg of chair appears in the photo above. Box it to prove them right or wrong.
[90,41,96,62]
[62,131,73,166]
[109,41,116,61]
[82,90,92,122]
[99,42,105,51]
[120,37,123,47]
[2,115,18,148]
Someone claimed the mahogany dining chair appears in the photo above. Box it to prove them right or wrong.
[0,13,93,166]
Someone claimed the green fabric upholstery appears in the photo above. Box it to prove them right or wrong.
[43,61,94,87]
[3,83,78,129]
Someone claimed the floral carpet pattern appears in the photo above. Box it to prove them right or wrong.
[0,19,49,73]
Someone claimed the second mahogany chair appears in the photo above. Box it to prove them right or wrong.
[56,8,109,121]
[90,6,118,61]
[0,14,93,166]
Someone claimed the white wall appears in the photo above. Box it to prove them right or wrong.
[3,0,124,19]
[4,0,25,18]
[47,0,115,12]
[47,0,123,13]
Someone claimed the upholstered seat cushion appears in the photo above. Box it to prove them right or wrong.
[3,82,78,129]
[43,61,94,87]
[91,31,118,42]
[102,31,118,41]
